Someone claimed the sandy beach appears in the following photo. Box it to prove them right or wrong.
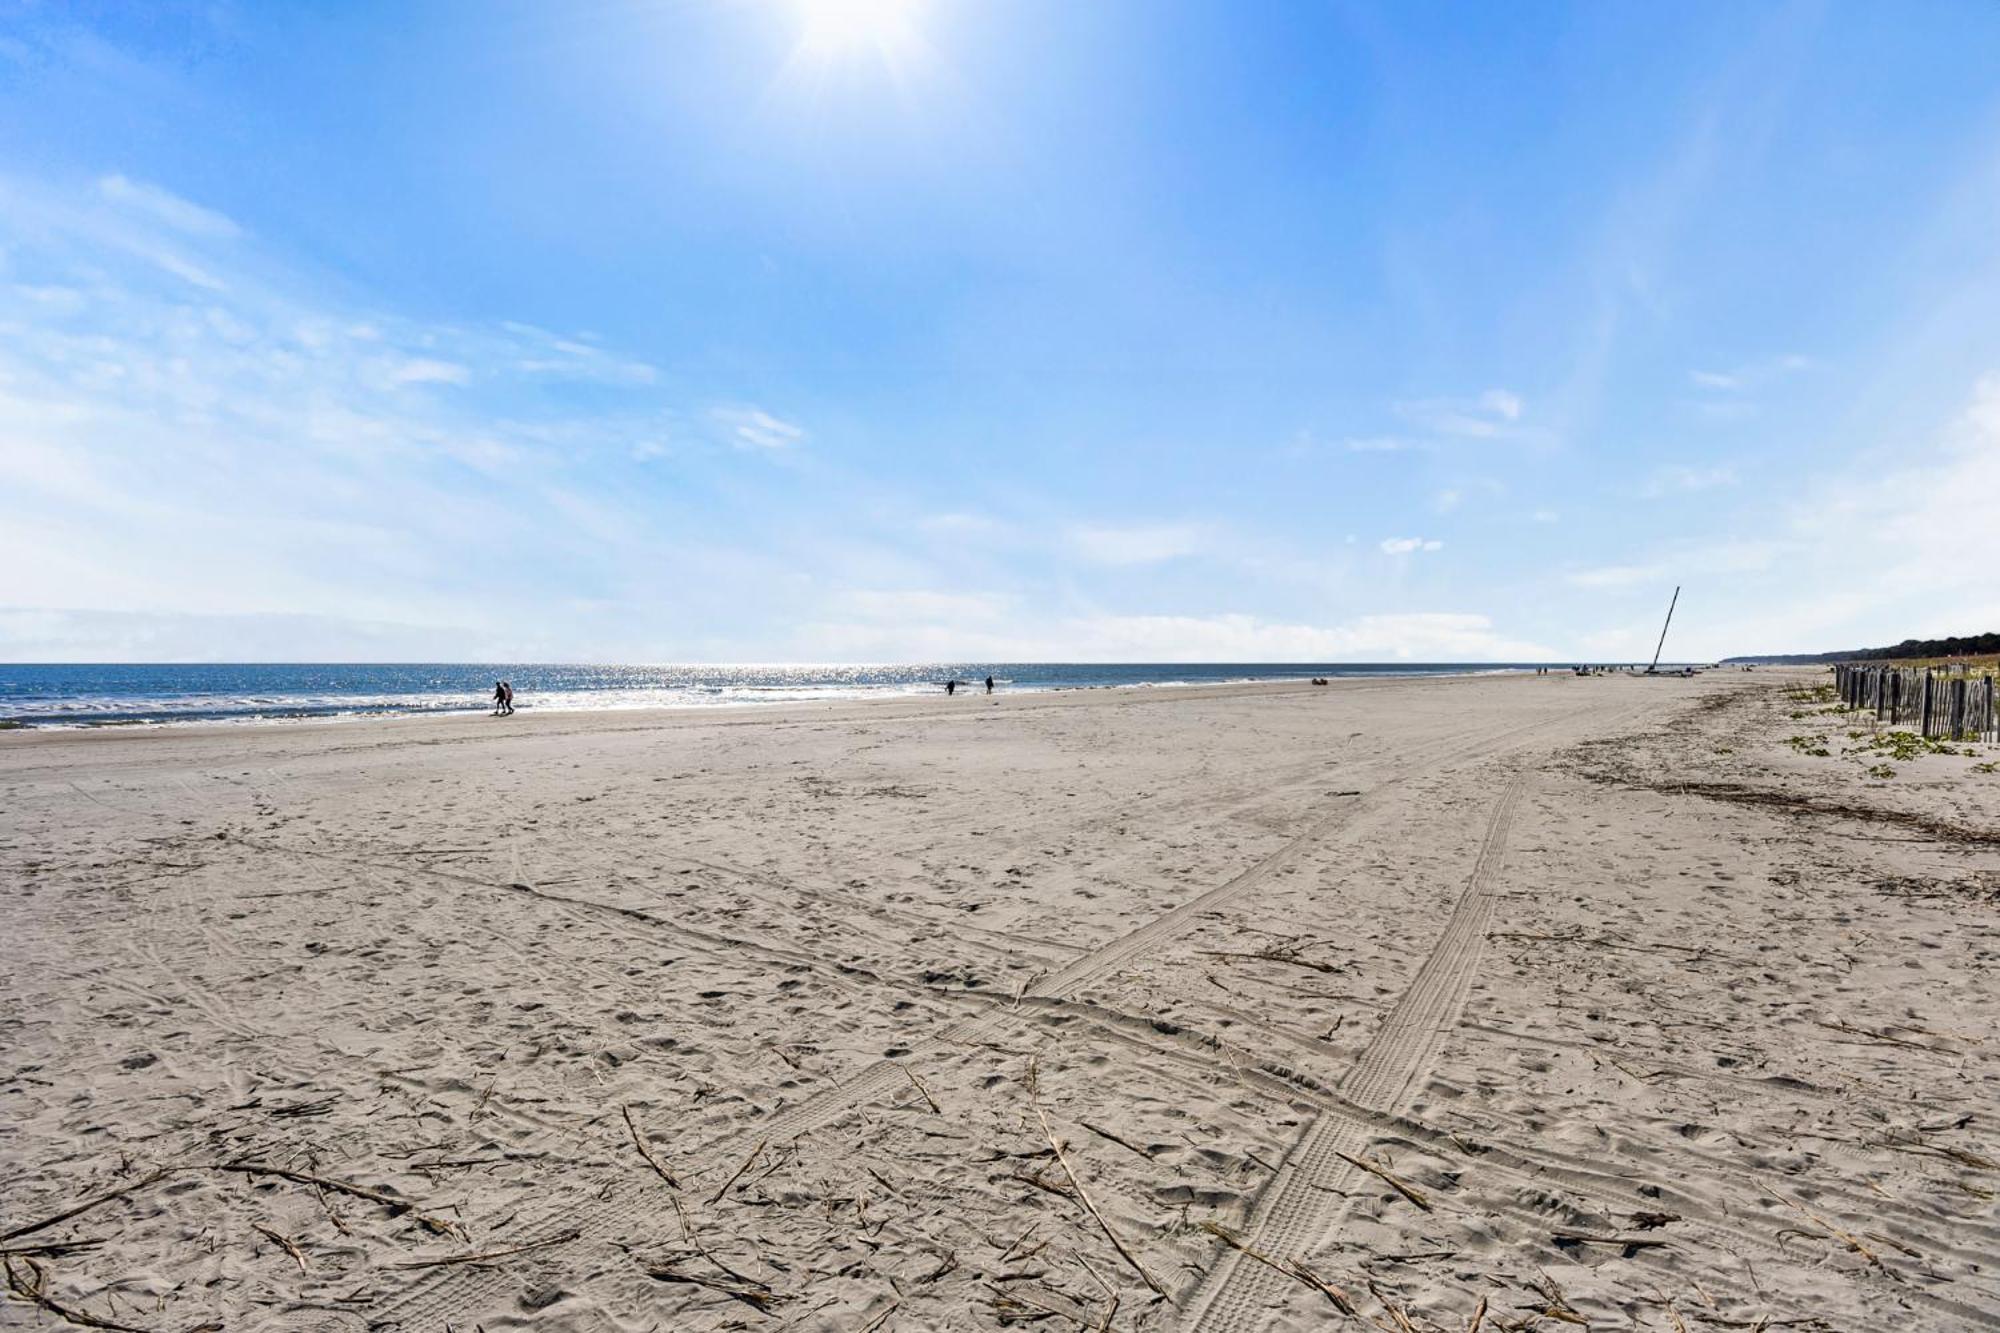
[3,671,1996,1332]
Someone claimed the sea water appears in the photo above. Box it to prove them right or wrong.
[0,662,1550,728]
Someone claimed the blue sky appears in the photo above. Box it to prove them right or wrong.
[3,0,2000,663]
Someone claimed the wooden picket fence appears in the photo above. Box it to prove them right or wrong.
[1832,662,1999,741]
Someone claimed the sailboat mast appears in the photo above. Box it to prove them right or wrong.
[1648,585,1681,673]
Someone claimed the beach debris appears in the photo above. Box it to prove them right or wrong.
[1080,1120,1154,1161]
[705,1138,768,1206]
[1333,1150,1432,1212]
[622,1103,680,1188]
[1198,941,1344,974]
[1769,1189,1883,1270]
[899,1063,942,1114]
[1,1169,172,1243]
[3,1256,154,1333]
[1196,1221,1359,1317]
[1026,1058,1166,1297]
[1523,1268,1589,1325]
[251,1223,309,1274]
[644,1259,786,1312]
[0,1239,108,1262]
[394,1228,580,1270]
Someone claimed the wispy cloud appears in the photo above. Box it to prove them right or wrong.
[98,173,242,239]
[0,169,725,647]
[713,405,806,451]
[1564,539,1780,589]
[386,357,471,387]
[1379,536,1444,555]
[1639,463,1737,496]
[1687,354,1812,392]
[1068,522,1207,565]
[794,608,1556,663]
[1395,388,1531,440]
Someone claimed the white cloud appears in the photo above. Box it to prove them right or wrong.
[1639,463,1737,496]
[1393,388,1546,445]
[1565,539,1780,589]
[1379,537,1444,555]
[1531,508,1559,524]
[1069,522,1206,565]
[0,608,510,663]
[794,608,1556,663]
[1689,354,1812,393]
[713,405,806,451]
[387,357,471,386]
[503,321,658,385]
[0,170,713,647]
[97,174,242,239]
[831,588,1013,623]
[1343,434,1417,453]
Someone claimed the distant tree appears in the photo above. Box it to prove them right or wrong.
[1722,631,2000,664]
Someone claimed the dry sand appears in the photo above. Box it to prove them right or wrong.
[2,672,1997,1332]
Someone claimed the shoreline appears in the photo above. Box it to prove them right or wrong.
[0,665,1600,748]
[0,662,1718,735]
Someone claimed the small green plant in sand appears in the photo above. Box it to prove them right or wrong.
[1866,763,1896,780]
[1846,730,1962,763]
[1786,733,1831,757]
[1975,761,1999,775]
[1785,684,1838,705]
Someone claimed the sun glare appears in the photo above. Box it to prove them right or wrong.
[795,0,922,60]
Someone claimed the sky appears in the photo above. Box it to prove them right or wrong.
[3,0,2000,664]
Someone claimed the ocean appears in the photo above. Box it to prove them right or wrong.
[0,662,1554,729]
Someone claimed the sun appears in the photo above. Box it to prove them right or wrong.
[794,0,922,60]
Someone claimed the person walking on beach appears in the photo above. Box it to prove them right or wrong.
[985,675,995,694]
[946,679,957,696]
[502,681,515,715]
[492,680,507,715]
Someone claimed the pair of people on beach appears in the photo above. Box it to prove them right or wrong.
[943,676,996,696]
[491,680,515,715]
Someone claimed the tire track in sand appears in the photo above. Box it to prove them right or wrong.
[1179,778,1524,1333]
[374,699,1665,1329]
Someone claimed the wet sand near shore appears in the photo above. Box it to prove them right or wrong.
[2,672,1996,1332]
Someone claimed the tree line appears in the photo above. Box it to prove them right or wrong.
[1723,631,2000,665]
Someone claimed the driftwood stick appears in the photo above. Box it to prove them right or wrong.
[207,1162,410,1212]
[1028,1067,1165,1297]
[621,1105,680,1188]
[2,1257,155,1333]
[252,1224,309,1274]
[393,1228,580,1270]
[2,1170,171,1242]
[705,1139,767,1206]
[1080,1121,1153,1161]
[0,1240,108,1260]
[1771,1190,1881,1268]
[899,1064,941,1115]
[1197,1221,1358,1317]
[1552,1231,1670,1249]
[1333,1150,1431,1212]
